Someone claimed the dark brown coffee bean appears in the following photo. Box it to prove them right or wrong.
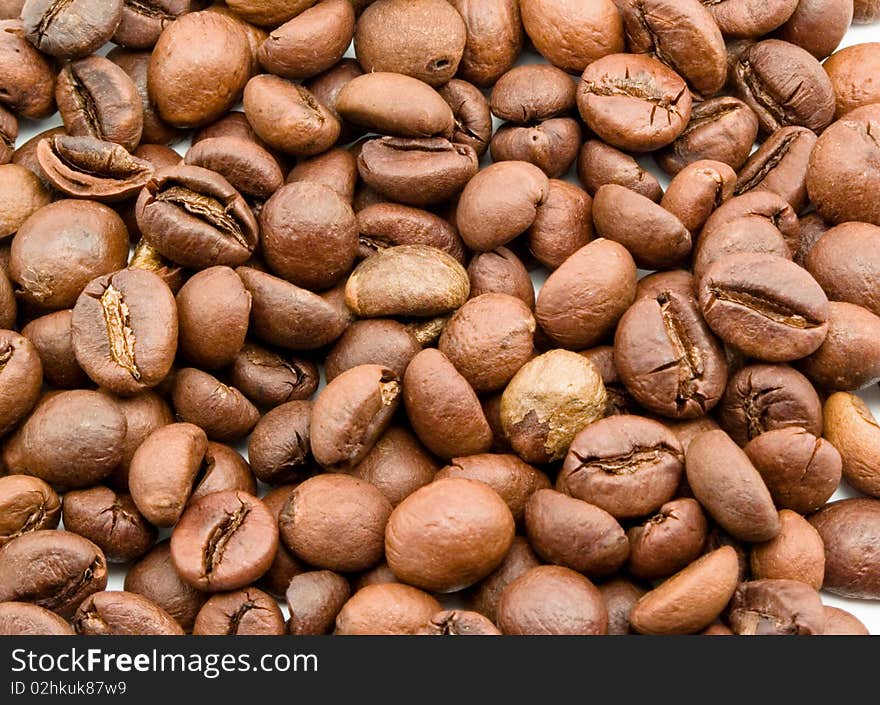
[750,509,824,589]
[578,53,692,153]
[247,401,313,485]
[286,148,357,202]
[437,79,492,157]
[775,0,851,60]
[335,583,440,635]
[232,342,318,408]
[598,578,647,635]
[356,203,465,263]
[823,392,880,498]
[187,442,255,506]
[280,473,391,572]
[744,427,841,513]
[824,606,870,635]
[629,546,739,634]
[810,498,880,599]
[417,609,501,636]
[469,537,539,623]
[112,0,192,49]
[498,565,608,635]
[661,160,737,234]
[358,137,479,208]
[171,490,277,592]
[706,0,798,37]
[698,253,829,361]
[258,0,354,80]
[593,184,692,269]
[73,590,183,635]
[729,579,824,635]
[62,486,156,563]
[490,118,582,179]
[559,415,684,519]
[806,223,880,316]
[735,126,816,212]
[0,475,60,547]
[525,489,628,577]
[255,485,305,598]
[171,368,259,442]
[0,332,42,436]
[124,540,207,632]
[0,602,74,635]
[193,587,284,636]
[692,216,792,282]
[656,96,759,176]
[325,320,419,383]
[526,180,594,270]
[718,363,822,445]
[577,139,662,202]
[21,0,123,59]
[237,267,351,350]
[490,65,576,123]
[0,20,56,119]
[286,570,350,635]
[614,290,728,419]
[635,269,696,301]
[467,247,535,309]
[627,498,708,580]
[303,58,364,142]
[0,106,16,165]
[703,190,802,257]
[686,430,780,542]
[450,0,522,85]
[0,530,107,617]
[0,164,47,239]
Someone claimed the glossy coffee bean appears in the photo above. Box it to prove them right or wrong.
[171,368,259,442]
[577,140,662,202]
[805,222,880,317]
[21,0,123,59]
[74,591,183,636]
[735,126,816,212]
[450,0,522,87]
[0,20,57,119]
[661,160,737,234]
[0,475,60,547]
[356,203,465,263]
[231,343,318,408]
[527,180,594,270]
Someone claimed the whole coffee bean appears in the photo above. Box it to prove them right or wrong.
[698,253,829,361]
[171,368,259,442]
[0,475,60,547]
[501,350,607,464]
[188,442,256,505]
[418,609,501,636]
[810,498,880,599]
[279,474,391,572]
[656,96,759,175]
[0,602,74,635]
[598,578,647,635]
[559,415,684,519]
[661,160,737,234]
[255,485,304,599]
[74,590,183,636]
[635,269,696,301]
[335,583,440,635]
[436,454,550,523]
[136,165,258,269]
[403,348,492,459]
[526,180,593,270]
[0,20,56,119]
[11,200,129,310]
[490,118,582,179]
[706,0,798,37]
[171,490,277,592]
[176,267,250,370]
[750,509,824,589]
[578,345,638,416]
[776,0,851,60]
[303,58,364,141]
[325,320,420,383]
[824,392,880,498]
[0,332,42,436]
[0,164,50,239]
[129,423,207,527]
[626,498,708,580]
[21,0,123,59]
[692,216,792,283]
[285,570,350,635]
[806,223,880,317]
[112,0,192,49]
[593,184,692,269]
[728,579,824,635]
[525,489,628,577]
[498,565,607,635]
[467,247,535,309]
[745,427,841,512]
[616,0,726,97]
[732,39,835,134]
[22,311,89,389]
[356,203,465,263]
[734,126,816,212]
[247,401,313,485]
[806,104,880,226]
[438,294,535,393]
[356,137,479,207]
[226,0,315,26]
[193,587,284,636]
[286,149,357,203]
[261,182,357,292]
[192,110,263,147]
[578,53,692,153]
[185,137,283,209]
[0,106,16,164]
[824,606,870,635]
[310,364,399,469]
[437,81,492,158]
[72,268,177,395]
[457,161,549,252]
[450,0,522,86]
[258,0,354,80]
[795,212,831,267]
[490,65,576,123]
[800,301,880,390]
[614,290,728,419]
[520,0,623,73]
[354,0,465,87]
[386,478,514,593]
[231,343,318,408]
[350,426,438,507]
[237,267,351,350]
[469,537,539,622]
[686,430,780,542]
[148,11,251,128]
[630,546,738,635]
[4,390,126,488]
[704,192,801,264]
[0,530,107,617]
[824,43,880,118]
[577,140,662,202]
[346,245,469,318]
[124,540,207,632]
[63,486,156,563]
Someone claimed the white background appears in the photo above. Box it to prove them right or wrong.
[12,20,880,634]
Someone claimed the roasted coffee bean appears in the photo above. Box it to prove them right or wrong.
[578,53,692,153]
[22,312,89,389]
[279,473,391,572]
[187,442,255,505]
[824,43,880,119]
[21,0,123,59]
[795,213,831,267]
[285,570,350,635]
[0,331,42,437]
[0,530,107,617]
[776,0,852,60]
[0,602,74,635]
[0,163,49,240]
[598,578,646,635]
[436,80,492,159]
[750,509,824,590]
[74,590,183,635]
[127,238,185,292]
[854,0,880,21]
[112,0,192,49]
[0,20,56,119]
[356,203,465,263]
[626,498,708,580]
[0,475,60,547]
[823,606,870,635]
[247,401,313,485]
[418,610,501,636]
[824,392,880,498]
[526,180,593,271]
[498,565,608,635]
[706,0,798,38]
[450,0,522,86]
[325,320,420,383]
[686,430,780,542]
[231,343,318,408]
[193,587,285,636]
[559,416,684,519]
[692,216,792,283]
[735,126,816,213]
[810,498,880,599]
[0,106,17,165]
[490,118,582,179]
[350,426,438,507]
[335,583,440,635]
[469,537,539,623]
[577,140,662,202]
[729,579,824,635]
[254,485,304,599]
[661,160,737,234]
[635,269,696,301]
[303,58,364,142]
[171,368,259,442]
[467,247,535,309]
[701,191,800,260]
[800,302,880,391]
[578,345,638,416]
[490,65,576,123]
[805,223,880,317]
[286,149,357,203]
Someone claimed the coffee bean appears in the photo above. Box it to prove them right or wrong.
[577,139,662,201]
[0,20,56,119]
[246,400,313,485]
[356,203,465,263]
[74,590,183,636]
[21,0,123,60]
[824,606,870,635]
[526,180,594,270]
[823,392,880,498]
[254,486,304,598]
[171,368,259,442]
[706,0,798,38]
[490,65,576,123]
[467,247,535,309]
[303,58,364,142]
[692,215,792,282]
[626,498,708,580]
[735,126,817,213]
[0,163,50,239]
[230,343,317,409]
[193,587,285,636]
[776,0,852,60]
[750,509,825,589]
[335,583,440,635]
[824,43,880,118]
[490,118,582,179]
[729,579,824,635]
[661,160,737,234]
[598,578,647,635]
[469,537,539,623]
[285,570,350,635]
[0,475,60,547]
[0,106,16,165]
[805,222,880,317]
[450,0,522,86]
[0,331,42,437]
[112,0,191,49]
[416,610,501,636]
[810,498,880,599]
[0,602,74,635]
[854,0,880,21]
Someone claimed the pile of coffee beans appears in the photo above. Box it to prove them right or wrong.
[1,0,880,637]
